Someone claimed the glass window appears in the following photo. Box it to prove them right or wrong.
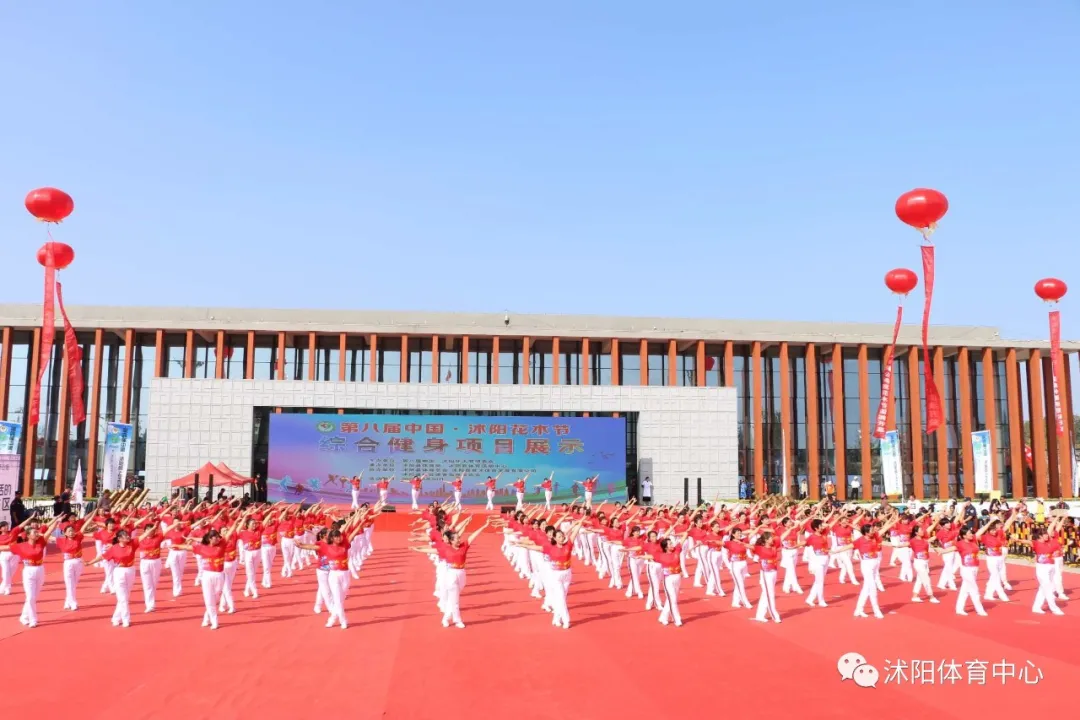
[646,343,667,386]
[377,336,401,383]
[589,342,612,386]
[529,340,554,385]
[619,346,641,387]
[560,340,582,385]
[498,340,523,384]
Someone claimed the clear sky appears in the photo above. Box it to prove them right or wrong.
[1,2,1077,342]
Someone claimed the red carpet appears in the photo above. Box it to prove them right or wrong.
[1,533,1075,719]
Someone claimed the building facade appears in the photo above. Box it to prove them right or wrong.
[0,303,1076,501]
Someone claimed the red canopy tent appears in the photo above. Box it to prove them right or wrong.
[170,462,234,489]
[216,463,255,488]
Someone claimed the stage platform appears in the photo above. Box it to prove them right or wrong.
[372,505,512,531]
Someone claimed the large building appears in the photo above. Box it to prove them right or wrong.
[0,303,1076,504]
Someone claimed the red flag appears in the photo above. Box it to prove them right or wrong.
[920,245,943,433]
[1049,310,1065,437]
[873,305,904,438]
[29,263,56,427]
[56,282,86,425]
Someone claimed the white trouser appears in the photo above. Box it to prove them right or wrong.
[327,569,350,628]
[62,557,83,609]
[937,549,959,590]
[547,568,572,628]
[379,489,388,505]
[351,488,360,509]
[20,564,45,626]
[441,567,466,626]
[1033,563,1063,614]
[243,548,261,597]
[834,548,857,584]
[453,490,462,505]
[912,557,934,598]
[956,564,986,615]
[100,559,116,593]
[855,558,882,615]
[606,544,625,589]
[0,550,15,594]
[200,570,225,628]
[627,555,645,598]
[280,538,297,577]
[166,549,187,596]
[645,561,664,611]
[584,491,593,508]
[659,571,682,625]
[515,492,524,510]
[807,553,828,605]
[780,547,802,593]
[756,569,780,622]
[984,554,1008,601]
[112,566,137,626]
[543,490,552,509]
[219,560,239,612]
[1054,557,1066,597]
[260,544,277,587]
[412,488,420,510]
[693,544,712,589]
[896,546,913,582]
[486,489,495,511]
[140,558,163,611]
[314,568,331,613]
[729,559,750,608]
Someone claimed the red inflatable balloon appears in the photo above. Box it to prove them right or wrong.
[1035,278,1067,303]
[36,242,75,270]
[885,268,918,296]
[704,356,716,372]
[25,187,75,223]
[895,188,948,230]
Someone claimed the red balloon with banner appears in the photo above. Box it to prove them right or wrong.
[1035,278,1068,439]
[872,268,918,438]
[27,188,85,429]
[895,189,948,434]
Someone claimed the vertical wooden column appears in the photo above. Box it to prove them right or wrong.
[958,348,975,497]
[611,339,620,385]
[86,329,104,495]
[338,334,347,382]
[369,334,378,382]
[981,349,1000,492]
[1005,350,1024,498]
[1028,350,1048,498]
[779,343,793,495]
[460,336,469,383]
[724,341,735,387]
[696,340,706,387]
[276,332,286,380]
[752,342,764,496]
[831,344,846,501]
[400,335,409,383]
[523,337,531,385]
[0,327,10,419]
[639,339,648,386]
[491,336,500,384]
[858,345,872,499]
[55,339,71,493]
[933,348,949,499]
[121,330,134,424]
[245,332,255,379]
[552,338,561,385]
[806,343,820,500]
[184,330,194,379]
[667,340,677,386]
[1061,353,1075,497]
[431,335,440,384]
[308,332,317,381]
[22,328,40,496]
[582,338,591,386]
[215,331,225,379]
[154,331,164,377]
[1042,356,1060,496]
[907,347,924,499]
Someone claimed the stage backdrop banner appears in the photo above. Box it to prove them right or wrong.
[0,454,18,526]
[268,413,628,506]
[0,421,22,456]
[971,430,993,494]
[102,422,133,492]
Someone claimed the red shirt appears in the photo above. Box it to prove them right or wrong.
[262,523,280,545]
[350,477,361,489]
[655,549,681,574]
[755,545,779,572]
[512,480,525,492]
[484,478,496,490]
[602,527,622,542]
[323,543,349,571]
[582,480,597,492]
[104,543,137,568]
[193,543,226,572]
[544,543,572,569]
[955,539,980,567]
[540,480,552,491]
[238,530,262,550]
[56,535,85,560]
[724,540,748,561]
[138,535,166,560]
[450,479,463,491]
[376,480,390,490]
[1032,539,1055,564]
[981,533,1004,557]
[936,528,958,548]
[12,542,46,565]
[411,477,424,490]
[223,536,239,561]
[805,533,828,555]
[853,535,881,558]
[93,529,116,545]
[909,536,930,560]
[833,525,853,542]
[440,541,470,568]
[642,541,662,557]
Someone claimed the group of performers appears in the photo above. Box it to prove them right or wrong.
[347,471,601,512]
[409,494,1072,629]
[2,487,1071,633]
[0,488,382,630]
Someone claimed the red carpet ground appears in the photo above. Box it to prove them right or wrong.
[1,530,1075,719]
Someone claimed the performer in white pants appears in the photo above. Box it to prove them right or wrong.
[536,473,554,510]
[778,523,804,594]
[945,524,989,617]
[238,521,263,599]
[410,474,427,511]
[908,525,939,603]
[444,474,465,506]
[803,520,831,608]
[260,523,279,589]
[839,518,897,619]
[54,523,87,610]
[85,529,139,628]
[751,534,782,623]
[935,521,960,592]
[1018,527,1066,615]
[0,518,59,627]
[170,530,230,629]
[411,519,492,629]
[376,476,391,506]
[576,475,598,508]
[723,532,753,610]
[350,473,363,509]
[136,525,167,613]
[647,537,687,627]
[510,475,529,510]
[979,515,1014,603]
[0,521,17,595]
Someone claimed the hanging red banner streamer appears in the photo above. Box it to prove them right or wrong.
[872,305,904,438]
[920,245,943,433]
[1049,309,1065,437]
[56,282,86,425]
[29,264,56,427]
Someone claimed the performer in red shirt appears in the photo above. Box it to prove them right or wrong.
[723,528,753,610]
[170,529,230,629]
[475,472,499,511]
[410,474,427,511]
[941,513,989,617]
[575,476,599,508]
[375,476,392,506]
[935,519,960,592]
[804,516,833,608]
[54,519,88,610]
[412,518,492,628]
[237,517,264,599]
[750,532,782,623]
[260,512,281,589]
[350,472,364,509]
[908,519,941,604]
[136,522,169,613]
[837,513,898,619]
[510,475,529,510]
[0,517,60,627]
[443,474,465,506]
[979,513,1016,603]
[84,529,139,628]
[0,520,22,595]
[1014,524,1066,616]
[535,473,555,510]
[642,532,689,627]
[777,519,805,595]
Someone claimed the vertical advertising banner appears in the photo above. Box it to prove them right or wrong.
[268,413,628,506]
[0,421,22,456]
[102,422,133,492]
[971,430,993,494]
[0,421,21,526]
[881,430,903,497]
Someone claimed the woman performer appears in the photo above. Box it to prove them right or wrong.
[1049,515,1069,602]
[412,518,492,628]
[53,518,90,610]
[909,516,941,603]
[642,531,689,626]
[1015,523,1066,615]
[600,515,628,591]
[622,524,648,600]
[777,517,804,594]
[804,517,833,608]
[750,531,782,623]
[218,516,242,615]
[702,519,728,598]
[410,475,426,511]
[935,516,961,593]
[829,514,859,586]
[296,522,366,629]
[476,473,499,511]
[836,512,898,619]
[535,473,554,510]
[723,526,753,610]
[164,517,192,598]
[575,476,598,508]
[939,514,989,617]
[980,513,1016,603]
[83,529,139,627]
[641,528,664,611]
[169,530,230,629]
[0,520,21,596]
[350,473,363,510]
[515,514,588,628]
[443,474,465,506]
[136,522,170,613]
[238,517,263,599]
[259,510,281,590]
[0,517,60,627]
[376,476,391,506]
[91,517,120,594]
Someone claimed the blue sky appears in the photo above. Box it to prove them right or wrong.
[1,2,1077,342]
